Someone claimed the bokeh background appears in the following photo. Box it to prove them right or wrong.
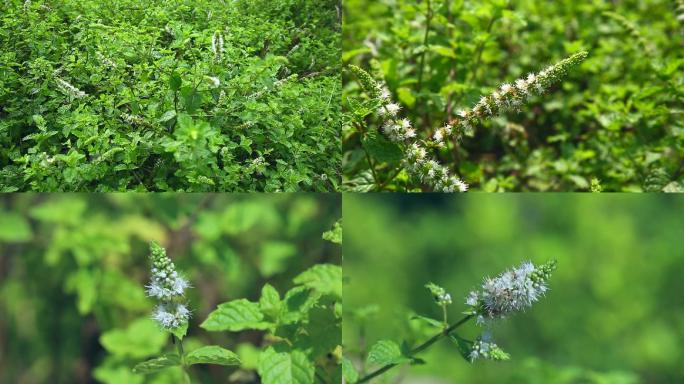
[343,194,684,383]
[0,193,341,383]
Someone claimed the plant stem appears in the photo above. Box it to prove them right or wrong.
[357,314,473,383]
[174,336,190,384]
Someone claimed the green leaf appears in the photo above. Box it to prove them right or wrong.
[185,345,241,366]
[411,315,444,328]
[0,212,32,242]
[132,354,181,374]
[396,87,416,108]
[322,219,342,244]
[342,358,359,384]
[448,334,473,361]
[100,318,167,358]
[259,283,282,319]
[366,340,412,366]
[181,86,202,113]
[429,45,457,58]
[362,131,403,166]
[200,299,271,332]
[169,72,182,91]
[293,264,342,299]
[257,347,315,384]
[158,110,177,123]
[169,321,188,341]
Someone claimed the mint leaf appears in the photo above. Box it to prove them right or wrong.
[185,345,241,366]
[293,264,342,299]
[259,283,282,319]
[366,340,412,366]
[132,354,180,374]
[257,347,314,384]
[200,299,271,332]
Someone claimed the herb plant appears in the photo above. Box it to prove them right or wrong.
[343,0,684,191]
[343,260,556,383]
[0,0,341,191]
[134,237,342,384]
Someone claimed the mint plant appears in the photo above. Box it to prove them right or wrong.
[343,0,683,191]
[345,54,586,192]
[0,0,340,191]
[134,238,342,383]
[344,260,556,383]
[133,243,239,383]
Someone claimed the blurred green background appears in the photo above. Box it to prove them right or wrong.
[0,193,341,383]
[343,194,684,383]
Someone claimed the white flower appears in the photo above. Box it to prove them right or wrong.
[206,76,220,88]
[433,130,443,143]
[55,78,86,98]
[469,334,509,362]
[405,128,416,138]
[385,103,401,116]
[380,88,391,100]
[172,276,190,295]
[467,260,556,321]
[500,83,513,94]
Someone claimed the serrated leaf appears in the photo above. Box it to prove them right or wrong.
[342,358,359,384]
[257,347,314,384]
[293,264,342,299]
[362,131,403,165]
[200,299,271,332]
[366,340,412,366]
[259,283,282,319]
[132,354,181,374]
[185,345,241,366]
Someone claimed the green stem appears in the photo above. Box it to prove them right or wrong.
[357,314,473,383]
[175,336,190,384]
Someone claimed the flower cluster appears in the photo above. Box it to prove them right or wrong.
[146,242,191,330]
[55,77,86,99]
[444,51,588,141]
[211,31,224,60]
[469,334,510,362]
[425,282,452,306]
[348,64,468,192]
[466,260,556,324]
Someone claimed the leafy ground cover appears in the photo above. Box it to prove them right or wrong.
[342,0,683,192]
[0,0,341,191]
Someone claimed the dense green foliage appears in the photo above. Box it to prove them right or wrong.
[0,0,341,191]
[343,194,684,383]
[343,0,684,191]
[0,194,341,383]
